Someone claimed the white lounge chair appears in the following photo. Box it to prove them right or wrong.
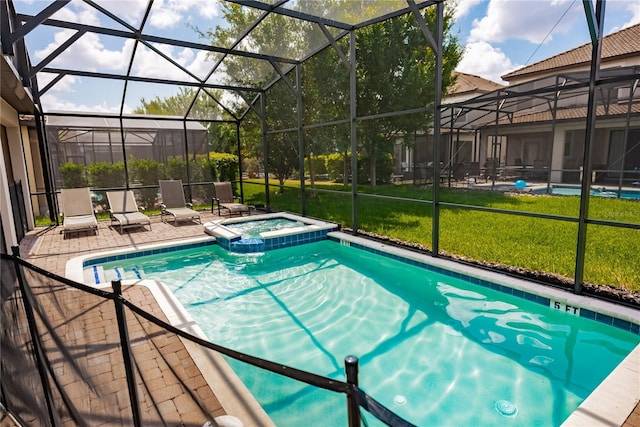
[159,180,201,225]
[60,187,98,238]
[106,190,151,233]
[212,182,250,217]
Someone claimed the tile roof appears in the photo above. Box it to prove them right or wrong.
[450,71,505,95]
[492,102,640,126]
[502,23,640,80]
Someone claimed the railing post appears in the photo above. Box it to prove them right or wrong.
[10,246,58,425]
[345,355,361,427]
[112,280,142,427]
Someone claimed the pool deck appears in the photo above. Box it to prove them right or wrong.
[16,210,273,426]
[14,209,640,427]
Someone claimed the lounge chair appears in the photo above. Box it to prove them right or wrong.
[60,187,98,238]
[106,190,151,233]
[159,180,201,225]
[212,181,250,217]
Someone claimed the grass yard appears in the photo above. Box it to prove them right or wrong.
[241,180,640,292]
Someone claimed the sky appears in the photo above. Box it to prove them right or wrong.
[12,0,640,114]
[453,0,640,83]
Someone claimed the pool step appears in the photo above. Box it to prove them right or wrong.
[84,265,105,285]
[83,265,143,285]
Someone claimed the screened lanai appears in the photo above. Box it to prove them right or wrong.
[3,1,640,426]
[4,0,640,301]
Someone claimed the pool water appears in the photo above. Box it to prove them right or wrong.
[97,241,639,426]
[533,185,640,200]
[224,218,306,238]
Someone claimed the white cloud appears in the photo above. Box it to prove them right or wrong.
[40,93,129,114]
[36,73,78,94]
[611,0,640,30]
[47,1,102,26]
[129,44,204,82]
[149,0,219,29]
[91,0,148,27]
[456,41,518,84]
[468,0,580,44]
[450,0,483,20]
[34,32,134,73]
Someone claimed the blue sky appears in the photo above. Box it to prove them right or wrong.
[13,0,640,114]
[454,0,640,82]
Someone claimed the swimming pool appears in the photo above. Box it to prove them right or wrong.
[70,233,640,426]
[532,185,640,200]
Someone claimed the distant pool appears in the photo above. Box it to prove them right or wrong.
[532,185,640,200]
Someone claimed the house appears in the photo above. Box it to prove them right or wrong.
[444,23,640,185]
[393,71,505,181]
[1,8,37,249]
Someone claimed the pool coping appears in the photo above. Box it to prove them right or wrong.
[85,277,275,427]
[329,231,640,427]
[65,236,276,425]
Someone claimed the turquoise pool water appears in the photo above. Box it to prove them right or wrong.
[224,218,306,238]
[97,241,639,426]
[533,185,640,199]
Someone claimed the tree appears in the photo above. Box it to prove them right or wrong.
[146,2,463,189]
[134,87,237,155]
[355,6,462,185]
[133,87,225,120]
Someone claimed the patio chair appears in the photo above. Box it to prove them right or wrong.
[159,180,201,225]
[106,190,151,233]
[60,187,98,238]
[465,161,483,183]
[212,181,250,217]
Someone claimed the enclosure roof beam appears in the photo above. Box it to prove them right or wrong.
[317,23,350,69]
[228,0,354,30]
[202,87,240,121]
[229,0,440,32]
[582,0,600,45]
[11,1,70,43]
[40,67,263,93]
[39,73,65,96]
[17,14,299,65]
[353,0,440,30]
[407,0,437,52]
[30,29,85,77]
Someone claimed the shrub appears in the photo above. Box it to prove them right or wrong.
[86,162,126,209]
[304,154,328,176]
[358,152,393,184]
[128,157,165,209]
[87,162,126,188]
[210,152,239,182]
[166,158,188,182]
[59,162,87,188]
[325,152,350,181]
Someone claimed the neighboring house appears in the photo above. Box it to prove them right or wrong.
[393,71,504,180]
[445,23,640,185]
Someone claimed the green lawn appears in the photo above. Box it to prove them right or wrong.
[36,181,638,292]
[242,180,640,292]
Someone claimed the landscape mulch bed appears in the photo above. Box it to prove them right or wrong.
[347,229,640,309]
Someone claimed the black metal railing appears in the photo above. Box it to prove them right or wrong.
[1,249,416,426]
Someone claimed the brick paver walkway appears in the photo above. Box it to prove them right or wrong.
[16,211,272,426]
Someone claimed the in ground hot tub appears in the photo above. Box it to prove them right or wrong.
[203,212,338,253]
